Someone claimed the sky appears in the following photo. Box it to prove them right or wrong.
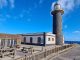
[0,0,80,41]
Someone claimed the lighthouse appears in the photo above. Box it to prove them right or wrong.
[51,2,64,45]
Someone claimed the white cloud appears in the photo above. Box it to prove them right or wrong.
[51,0,80,14]
[22,9,32,17]
[0,0,15,9]
[0,0,8,8]
[19,9,31,18]
[0,14,11,24]
[65,37,80,41]
[51,2,55,11]
[73,30,80,33]
[9,0,15,8]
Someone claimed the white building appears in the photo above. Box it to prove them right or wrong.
[20,32,56,46]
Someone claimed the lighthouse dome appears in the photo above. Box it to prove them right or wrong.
[54,2,61,10]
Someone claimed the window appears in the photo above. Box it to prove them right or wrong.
[30,37,33,43]
[24,37,26,42]
[37,37,41,44]
[48,38,50,41]
[38,37,41,40]
[52,38,54,41]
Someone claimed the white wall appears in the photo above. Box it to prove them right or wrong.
[45,36,55,44]
[45,33,56,45]
[21,32,56,45]
[22,35,44,44]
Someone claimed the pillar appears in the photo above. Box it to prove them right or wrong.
[14,40,17,47]
[5,39,8,48]
[1,39,5,48]
[11,39,15,47]
[7,39,10,47]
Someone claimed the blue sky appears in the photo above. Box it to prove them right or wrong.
[0,0,80,41]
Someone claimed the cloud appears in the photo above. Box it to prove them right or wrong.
[51,2,55,11]
[65,37,80,41]
[51,0,80,14]
[0,0,15,9]
[0,14,11,24]
[9,0,15,8]
[73,30,80,34]
[0,0,7,8]
[19,9,31,18]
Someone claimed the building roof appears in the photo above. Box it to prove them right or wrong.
[0,33,21,39]
[19,32,55,36]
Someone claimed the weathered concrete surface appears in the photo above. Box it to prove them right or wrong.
[0,45,57,60]
[50,45,80,60]
[0,44,74,60]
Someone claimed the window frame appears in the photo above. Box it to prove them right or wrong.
[48,38,50,41]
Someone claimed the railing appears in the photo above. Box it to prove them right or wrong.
[15,44,75,60]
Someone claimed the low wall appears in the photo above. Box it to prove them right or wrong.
[15,44,75,60]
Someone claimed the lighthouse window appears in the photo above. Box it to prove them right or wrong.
[48,38,50,41]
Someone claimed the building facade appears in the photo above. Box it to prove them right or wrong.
[21,32,56,46]
[0,33,21,48]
